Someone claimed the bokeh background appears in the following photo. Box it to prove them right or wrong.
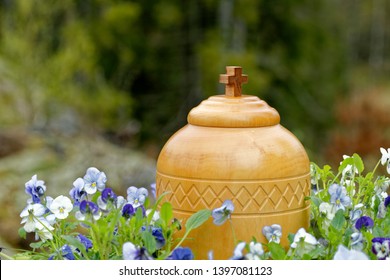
[0,0,389,251]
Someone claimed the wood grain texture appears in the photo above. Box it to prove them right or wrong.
[156,66,311,259]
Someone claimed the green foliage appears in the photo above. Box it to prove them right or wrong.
[0,0,374,158]
[185,209,212,231]
[0,0,134,131]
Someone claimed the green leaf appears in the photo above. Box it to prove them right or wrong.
[141,230,156,255]
[146,191,170,226]
[160,202,173,226]
[309,195,322,208]
[288,233,295,245]
[352,153,364,173]
[18,227,26,239]
[29,241,44,249]
[338,157,354,173]
[330,209,345,231]
[267,242,286,260]
[135,206,144,221]
[154,191,171,208]
[185,209,212,231]
[306,246,325,259]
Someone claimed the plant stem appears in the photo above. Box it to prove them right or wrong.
[0,251,14,260]
[229,219,237,245]
[371,159,381,178]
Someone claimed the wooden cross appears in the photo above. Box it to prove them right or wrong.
[219,66,248,97]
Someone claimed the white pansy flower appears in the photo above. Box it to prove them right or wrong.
[246,242,264,260]
[319,202,337,221]
[291,228,318,249]
[333,245,369,260]
[49,195,73,220]
[146,209,160,224]
[35,218,54,241]
[380,148,390,174]
[20,203,47,232]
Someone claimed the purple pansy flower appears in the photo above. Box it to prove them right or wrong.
[167,247,194,260]
[77,234,93,252]
[372,237,390,260]
[61,244,75,260]
[123,242,152,260]
[97,188,118,210]
[69,178,87,207]
[142,226,165,249]
[75,200,101,221]
[122,203,135,219]
[355,216,374,231]
[384,196,390,208]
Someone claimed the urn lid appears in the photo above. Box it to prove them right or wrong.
[188,66,280,128]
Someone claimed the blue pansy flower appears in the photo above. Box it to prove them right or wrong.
[61,244,75,260]
[212,200,234,225]
[83,167,107,195]
[350,232,364,250]
[77,234,93,252]
[328,183,351,210]
[372,237,390,260]
[127,186,148,207]
[355,216,374,231]
[349,207,363,222]
[122,203,135,219]
[123,242,152,260]
[69,178,87,207]
[262,224,282,243]
[75,200,101,221]
[142,226,165,249]
[384,196,390,208]
[25,175,46,203]
[151,227,165,249]
[167,247,194,260]
[97,188,117,211]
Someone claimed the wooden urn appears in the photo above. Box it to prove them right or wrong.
[156,66,311,259]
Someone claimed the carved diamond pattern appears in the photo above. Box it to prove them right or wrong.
[201,186,219,206]
[268,185,283,209]
[294,182,306,205]
[187,185,201,206]
[235,186,251,208]
[174,184,186,204]
[282,184,293,200]
[252,186,268,211]
[157,175,310,214]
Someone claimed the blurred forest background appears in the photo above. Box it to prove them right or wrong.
[0,0,389,249]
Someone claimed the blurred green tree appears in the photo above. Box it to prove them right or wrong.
[0,0,388,162]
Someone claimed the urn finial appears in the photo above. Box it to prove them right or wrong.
[219,66,248,97]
